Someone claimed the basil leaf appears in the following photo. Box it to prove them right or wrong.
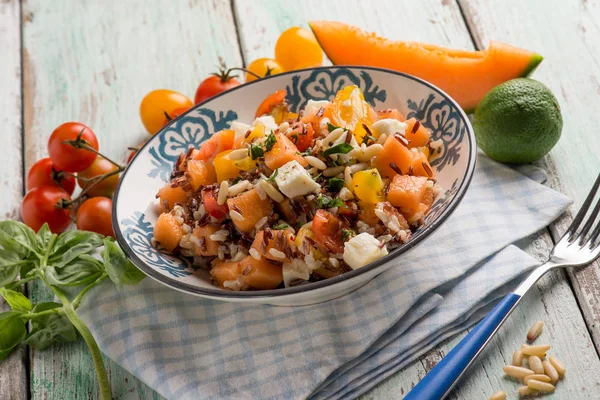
[0,221,37,258]
[36,223,53,251]
[264,132,277,152]
[45,254,104,287]
[103,238,145,289]
[0,264,19,289]
[0,311,26,360]
[0,288,32,312]
[24,304,76,351]
[317,195,344,209]
[326,122,340,133]
[48,230,104,267]
[267,169,279,182]
[327,177,345,192]
[322,143,354,157]
[249,144,264,160]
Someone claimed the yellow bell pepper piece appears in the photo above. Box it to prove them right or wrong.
[245,123,266,143]
[352,169,384,204]
[295,225,326,260]
[233,155,259,171]
[214,150,241,183]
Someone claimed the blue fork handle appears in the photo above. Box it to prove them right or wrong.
[404,292,521,400]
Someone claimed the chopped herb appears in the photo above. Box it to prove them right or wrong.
[264,131,277,152]
[362,134,376,145]
[322,143,354,157]
[317,194,344,209]
[267,168,279,182]
[327,177,345,192]
[313,172,323,181]
[302,147,313,156]
[249,144,264,160]
[327,122,340,132]
[291,133,299,143]
[341,229,356,242]
[231,176,242,185]
[273,223,290,230]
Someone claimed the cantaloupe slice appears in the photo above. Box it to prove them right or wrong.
[404,118,431,148]
[375,135,434,178]
[153,213,185,252]
[187,160,216,190]
[157,184,188,212]
[387,175,428,211]
[309,21,543,112]
[226,189,274,233]
[192,225,221,256]
[210,256,283,290]
[264,133,307,170]
[251,229,295,262]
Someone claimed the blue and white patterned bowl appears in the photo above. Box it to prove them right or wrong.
[113,67,476,306]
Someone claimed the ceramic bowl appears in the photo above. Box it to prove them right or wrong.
[113,66,476,306]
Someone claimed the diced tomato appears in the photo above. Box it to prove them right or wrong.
[203,190,228,220]
[312,209,344,254]
[255,90,287,118]
[194,129,235,161]
[286,123,314,152]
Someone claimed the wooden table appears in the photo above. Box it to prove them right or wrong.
[1,0,600,398]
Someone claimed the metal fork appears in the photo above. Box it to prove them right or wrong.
[405,173,600,400]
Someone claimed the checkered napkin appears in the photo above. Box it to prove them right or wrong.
[78,154,571,400]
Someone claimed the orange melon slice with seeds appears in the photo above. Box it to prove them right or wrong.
[309,21,543,112]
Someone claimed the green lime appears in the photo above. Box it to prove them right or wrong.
[473,78,562,164]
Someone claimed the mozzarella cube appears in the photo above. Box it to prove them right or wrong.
[230,121,251,138]
[252,115,278,132]
[274,160,321,198]
[343,232,388,270]
[372,118,407,136]
[304,100,330,116]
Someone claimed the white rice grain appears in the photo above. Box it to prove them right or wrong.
[339,187,354,201]
[377,134,388,145]
[269,248,287,260]
[209,234,228,242]
[344,166,352,189]
[255,216,269,230]
[217,181,229,205]
[249,248,262,260]
[323,165,345,177]
[230,210,245,221]
[322,128,345,148]
[349,163,369,173]
[228,180,251,197]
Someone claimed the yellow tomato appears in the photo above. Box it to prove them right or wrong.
[352,169,384,204]
[140,90,193,135]
[214,150,241,183]
[295,225,326,260]
[245,58,284,82]
[275,27,323,71]
[233,156,259,171]
[244,123,266,143]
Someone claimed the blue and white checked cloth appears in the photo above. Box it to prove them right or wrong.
[79,154,571,400]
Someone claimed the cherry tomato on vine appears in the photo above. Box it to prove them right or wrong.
[21,185,72,233]
[26,157,76,195]
[48,122,99,173]
[77,157,120,197]
[194,70,241,104]
[76,197,114,237]
[126,140,147,164]
[140,90,193,135]
[245,58,284,83]
[275,27,323,71]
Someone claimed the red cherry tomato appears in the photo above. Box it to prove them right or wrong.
[194,70,241,104]
[194,129,235,162]
[288,123,314,152]
[26,158,76,195]
[21,185,72,233]
[76,197,114,237]
[202,190,228,220]
[312,209,344,254]
[77,157,120,197]
[255,90,287,118]
[48,122,99,173]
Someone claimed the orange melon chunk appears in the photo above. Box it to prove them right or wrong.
[226,189,273,233]
[187,160,216,190]
[157,184,188,212]
[153,213,185,252]
[377,109,405,122]
[387,175,428,211]
[210,260,241,288]
[374,135,415,178]
[238,256,283,290]
[192,225,221,256]
[309,21,543,112]
[251,229,295,262]
[404,118,431,148]
[264,133,307,170]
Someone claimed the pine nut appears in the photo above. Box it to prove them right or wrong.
[512,349,524,366]
[259,180,284,203]
[542,359,559,383]
[488,390,506,400]
[548,356,566,376]
[217,181,229,205]
[522,344,550,357]
[527,379,555,392]
[527,321,544,342]
[227,148,249,161]
[503,365,534,379]
[528,355,544,374]
[523,374,551,384]
[517,386,537,396]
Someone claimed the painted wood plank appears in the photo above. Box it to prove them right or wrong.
[0,0,28,399]
[22,0,242,398]
[233,1,600,399]
[459,0,600,364]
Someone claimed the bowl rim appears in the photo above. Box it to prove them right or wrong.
[113,65,477,298]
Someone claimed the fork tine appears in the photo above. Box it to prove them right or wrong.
[565,172,600,243]
[590,211,600,248]
[578,191,600,245]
